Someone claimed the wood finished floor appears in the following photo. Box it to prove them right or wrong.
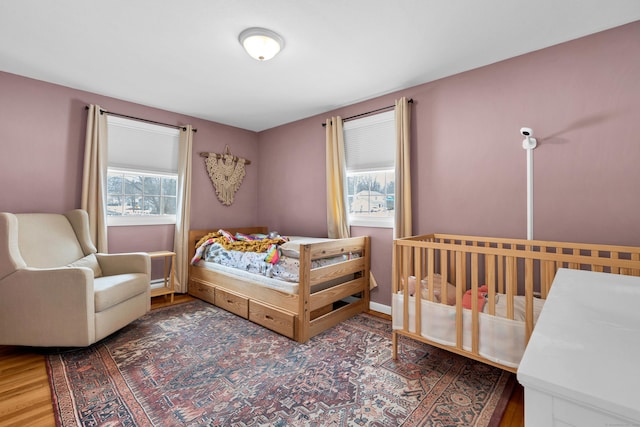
[0,294,524,426]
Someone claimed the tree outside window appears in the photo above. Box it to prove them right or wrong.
[107,170,177,217]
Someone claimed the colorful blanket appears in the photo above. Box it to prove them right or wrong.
[192,230,288,265]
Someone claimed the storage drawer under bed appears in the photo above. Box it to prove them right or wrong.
[249,300,296,339]
[216,288,249,318]
[188,278,215,305]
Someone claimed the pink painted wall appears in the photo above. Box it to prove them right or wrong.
[257,22,640,307]
[0,72,259,279]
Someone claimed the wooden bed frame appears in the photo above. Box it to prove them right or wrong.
[188,227,370,343]
[392,233,640,373]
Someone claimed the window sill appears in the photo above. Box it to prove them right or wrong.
[107,216,176,227]
[349,216,393,229]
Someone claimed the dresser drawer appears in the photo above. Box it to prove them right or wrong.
[188,279,215,305]
[249,300,296,339]
[216,288,249,318]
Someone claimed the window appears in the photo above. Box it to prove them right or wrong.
[106,116,180,226]
[343,110,395,228]
[107,170,176,216]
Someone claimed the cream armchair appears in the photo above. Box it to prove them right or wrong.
[0,209,150,347]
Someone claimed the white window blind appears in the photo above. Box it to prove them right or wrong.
[105,116,180,226]
[107,116,180,173]
[343,110,395,173]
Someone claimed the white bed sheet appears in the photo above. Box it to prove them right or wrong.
[197,260,300,293]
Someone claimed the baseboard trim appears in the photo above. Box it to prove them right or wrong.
[150,279,165,289]
[369,301,391,316]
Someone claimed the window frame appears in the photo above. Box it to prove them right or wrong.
[343,110,396,229]
[106,116,180,227]
[106,167,178,226]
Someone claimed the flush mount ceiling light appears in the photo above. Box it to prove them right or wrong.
[238,27,284,61]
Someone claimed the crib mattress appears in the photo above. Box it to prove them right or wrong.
[392,293,545,368]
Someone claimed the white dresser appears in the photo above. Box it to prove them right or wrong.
[517,268,640,427]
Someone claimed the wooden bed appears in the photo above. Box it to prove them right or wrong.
[188,227,370,343]
[392,233,640,373]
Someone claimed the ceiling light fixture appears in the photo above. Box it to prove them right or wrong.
[238,27,284,61]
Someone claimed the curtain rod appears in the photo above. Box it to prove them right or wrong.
[84,106,197,132]
[321,98,413,127]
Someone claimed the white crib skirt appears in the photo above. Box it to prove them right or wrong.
[392,294,527,369]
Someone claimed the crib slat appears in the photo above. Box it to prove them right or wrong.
[455,251,464,350]
[569,248,580,270]
[427,248,434,303]
[542,245,553,298]
[486,254,496,315]
[525,256,534,344]
[449,249,456,285]
[542,259,555,298]
[611,252,620,274]
[441,250,449,305]
[471,252,479,355]
[592,249,604,272]
[497,244,505,294]
[506,256,516,320]
[401,245,410,337]
[414,246,423,336]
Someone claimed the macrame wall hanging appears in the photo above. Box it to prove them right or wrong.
[199,146,251,206]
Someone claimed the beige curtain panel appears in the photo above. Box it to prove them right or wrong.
[81,104,109,253]
[325,116,379,290]
[325,116,350,239]
[173,124,194,293]
[394,96,412,239]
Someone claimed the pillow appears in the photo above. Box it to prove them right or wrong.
[279,237,335,259]
[405,274,457,305]
[67,253,103,278]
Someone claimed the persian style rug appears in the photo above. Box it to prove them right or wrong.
[46,300,514,426]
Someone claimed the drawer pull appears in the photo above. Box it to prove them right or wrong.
[265,315,273,320]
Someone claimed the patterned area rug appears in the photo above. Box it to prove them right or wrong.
[46,300,514,426]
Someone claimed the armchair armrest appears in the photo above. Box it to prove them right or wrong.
[96,252,150,277]
[0,212,26,281]
[0,267,95,346]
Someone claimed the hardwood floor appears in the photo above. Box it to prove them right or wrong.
[0,295,524,426]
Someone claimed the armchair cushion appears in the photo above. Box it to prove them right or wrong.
[15,213,85,268]
[67,253,103,278]
[94,273,149,312]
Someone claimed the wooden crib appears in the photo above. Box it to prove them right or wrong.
[392,234,640,373]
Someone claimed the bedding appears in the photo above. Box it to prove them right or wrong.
[192,231,360,284]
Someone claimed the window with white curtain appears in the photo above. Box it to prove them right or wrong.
[343,110,395,228]
[106,116,179,226]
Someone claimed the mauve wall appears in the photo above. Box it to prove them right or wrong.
[0,72,259,278]
[258,22,640,308]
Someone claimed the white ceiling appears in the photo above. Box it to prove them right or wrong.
[1,1,639,132]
